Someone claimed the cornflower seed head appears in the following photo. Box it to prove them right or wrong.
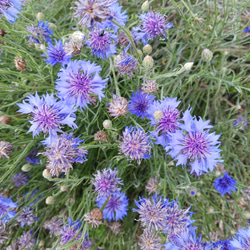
[92,168,123,197]
[94,130,109,142]
[145,177,158,195]
[0,116,11,124]
[201,49,213,62]
[115,54,138,78]
[0,0,23,24]
[138,230,162,250]
[119,126,152,165]
[118,31,132,47]
[64,40,82,56]
[96,191,129,221]
[11,173,29,187]
[72,0,117,28]
[128,90,155,119]
[41,133,88,177]
[18,232,36,250]
[84,208,103,228]
[0,141,13,159]
[167,108,223,175]
[109,221,122,235]
[107,94,128,118]
[56,60,107,110]
[213,172,237,196]
[143,44,152,55]
[86,28,117,59]
[16,207,36,227]
[14,57,26,71]
[141,80,159,94]
[17,92,77,139]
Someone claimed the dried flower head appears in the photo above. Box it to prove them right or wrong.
[145,177,158,195]
[84,208,103,228]
[107,94,128,118]
[138,230,162,250]
[108,221,122,235]
[0,141,13,159]
[64,40,82,56]
[0,28,6,37]
[94,130,109,142]
[141,80,159,94]
[118,31,131,47]
[14,57,26,71]
[0,116,11,124]
[44,217,64,237]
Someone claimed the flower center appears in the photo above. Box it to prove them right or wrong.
[108,197,120,210]
[89,31,111,52]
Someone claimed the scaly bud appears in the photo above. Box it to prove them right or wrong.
[36,12,45,21]
[103,120,112,129]
[45,196,55,205]
[21,164,32,172]
[201,49,213,62]
[143,44,152,55]
[143,55,154,69]
[141,0,149,13]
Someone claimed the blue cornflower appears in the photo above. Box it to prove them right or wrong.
[0,195,17,222]
[101,3,128,33]
[119,126,152,165]
[128,90,155,119]
[86,28,117,59]
[116,54,138,78]
[134,11,174,45]
[230,226,250,249]
[214,172,237,196]
[42,39,71,66]
[92,168,123,198]
[166,108,223,176]
[11,172,29,187]
[26,149,40,164]
[147,97,181,147]
[16,92,77,139]
[213,239,234,250]
[164,226,213,250]
[0,0,23,23]
[41,133,88,177]
[243,26,250,33]
[96,191,128,221]
[233,117,248,130]
[55,60,107,110]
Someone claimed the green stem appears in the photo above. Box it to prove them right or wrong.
[179,0,195,18]
[109,57,121,97]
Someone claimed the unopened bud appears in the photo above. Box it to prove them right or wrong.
[215,171,221,176]
[221,67,227,73]
[141,0,149,13]
[103,120,112,129]
[183,62,193,71]
[48,23,57,30]
[14,57,26,71]
[60,186,68,192]
[21,164,32,172]
[143,55,154,69]
[39,240,45,247]
[208,207,214,213]
[43,169,52,180]
[45,196,55,205]
[71,31,85,43]
[143,44,152,55]
[40,44,46,51]
[36,12,45,21]
[137,49,143,58]
[201,49,213,62]
[153,110,163,120]
[243,211,250,218]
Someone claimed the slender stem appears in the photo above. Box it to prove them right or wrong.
[109,57,121,97]
[111,20,141,62]
[179,0,195,18]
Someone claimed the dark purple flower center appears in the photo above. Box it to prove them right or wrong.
[182,132,210,160]
[135,100,147,113]
[89,31,111,52]
[0,204,8,217]
[157,107,180,134]
[50,47,66,62]
[107,197,121,210]
[69,70,93,98]
[33,104,61,134]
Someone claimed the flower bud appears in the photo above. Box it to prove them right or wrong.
[43,169,52,180]
[14,57,26,71]
[71,31,85,43]
[48,23,57,30]
[141,0,149,13]
[183,62,193,71]
[208,207,214,213]
[21,164,32,172]
[40,44,46,51]
[103,120,112,129]
[137,49,143,58]
[45,196,55,205]
[153,110,163,120]
[143,55,154,69]
[60,186,68,192]
[201,49,213,62]
[143,44,152,55]
[221,67,227,73]
[36,12,45,21]
[39,240,45,247]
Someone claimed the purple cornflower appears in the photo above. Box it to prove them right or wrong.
[72,0,116,28]
[16,207,36,228]
[147,97,181,147]
[128,90,155,119]
[138,230,162,250]
[86,28,117,59]
[26,21,53,44]
[96,191,128,221]
[116,54,138,78]
[214,172,237,196]
[18,231,36,250]
[92,168,123,197]
[243,26,250,33]
[11,172,29,187]
[107,94,128,118]
[42,39,71,66]
[0,0,23,23]
[135,11,174,44]
[119,126,152,165]
[16,92,77,139]
[41,133,88,177]
[230,226,250,249]
[0,195,17,222]
[166,108,223,176]
[101,3,128,33]
[133,194,170,231]
[55,60,107,110]
[26,149,40,164]
[233,117,248,130]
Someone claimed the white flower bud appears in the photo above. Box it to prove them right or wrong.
[45,196,55,205]
[141,0,149,13]
[60,186,68,192]
[43,169,52,180]
[40,44,46,51]
[143,44,152,55]
[103,120,112,129]
[21,164,32,172]
[183,62,193,71]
